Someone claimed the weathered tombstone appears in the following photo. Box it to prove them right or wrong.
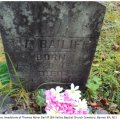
[0,2,106,91]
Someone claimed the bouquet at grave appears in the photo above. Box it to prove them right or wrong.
[45,83,89,114]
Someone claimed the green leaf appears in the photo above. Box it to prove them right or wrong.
[0,63,10,84]
[36,89,46,107]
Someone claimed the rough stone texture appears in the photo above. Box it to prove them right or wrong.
[95,110,109,114]
[0,107,29,114]
[0,95,16,114]
[4,109,29,114]
[0,95,15,106]
[0,2,106,91]
[0,105,10,114]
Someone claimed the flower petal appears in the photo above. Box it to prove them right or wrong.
[56,86,63,92]
[75,86,79,90]
[71,83,74,90]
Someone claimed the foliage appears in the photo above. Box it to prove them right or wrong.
[0,63,12,104]
[36,89,46,108]
[86,76,102,99]
[85,2,120,113]
[0,55,31,112]
[0,63,10,84]
[0,40,5,63]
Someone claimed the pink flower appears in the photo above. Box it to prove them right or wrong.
[45,84,89,114]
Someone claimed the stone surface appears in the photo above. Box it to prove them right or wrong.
[0,95,16,114]
[0,95,15,107]
[0,105,10,114]
[0,2,106,91]
[4,109,29,114]
[0,95,28,114]
[95,110,109,114]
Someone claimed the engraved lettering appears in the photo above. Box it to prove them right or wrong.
[25,40,34,49]
[35,53,66,61]
[38,71,67,76]
[44,54,50,60]
[23,37,84,51]
[61,40,64,48]
[70,40,73,48]
[49,40,55,48]
[40,40,46,48]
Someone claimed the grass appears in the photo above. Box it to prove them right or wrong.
[0,2,120,114]
[0,41,31,112]
[85,2,120,113]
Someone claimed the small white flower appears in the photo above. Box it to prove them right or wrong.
[66,83,81,100]
[46,108,60,115]
[71,83,79,91]
[56,86,63,93]
[74,99,88,110]
[50,86,63,101]
[51,86,63,95]
[71,84,80,94]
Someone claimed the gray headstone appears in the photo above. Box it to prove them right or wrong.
[0,2,106,91]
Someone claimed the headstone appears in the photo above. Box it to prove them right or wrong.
[0,2,106,91]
